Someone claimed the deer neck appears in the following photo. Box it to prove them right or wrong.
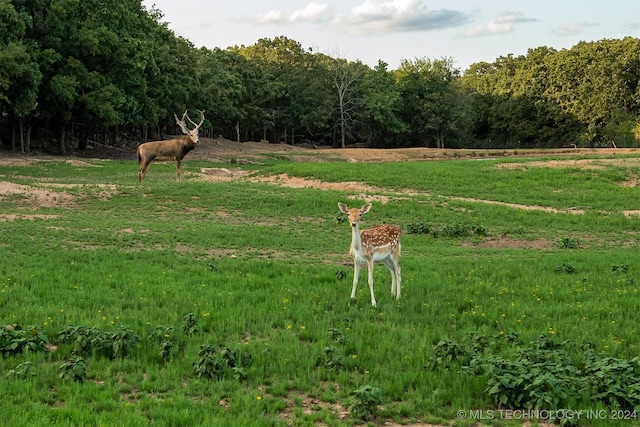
[350,223,364,253]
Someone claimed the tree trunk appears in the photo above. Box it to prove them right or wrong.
[11,118,16,151]
[19,118,24,153]
[78,127,87,151]
[25,123,32,154]
[58,123,66,155]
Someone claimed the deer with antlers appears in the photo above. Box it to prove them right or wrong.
[338,202,402,307]
[137,110,205,183]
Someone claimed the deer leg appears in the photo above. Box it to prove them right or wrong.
[383,257,401,300]
[139,161,150,183]
[351,261,361,301]
[383,258,397,297]
[395,264,401,299]
[174,159,181,182]
[367,260,377,307]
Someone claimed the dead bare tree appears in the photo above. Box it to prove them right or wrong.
[333,58,365,148]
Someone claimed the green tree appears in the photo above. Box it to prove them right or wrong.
[397,57,461,148]
[0,0,41,152]
[544,37,640,146]
[357,60,407,147]
[193,48,244,138]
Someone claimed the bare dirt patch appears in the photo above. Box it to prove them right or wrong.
[0,181,77,209]
[498,157,640,170]
[0,213,58,222]
[449,196,586,214]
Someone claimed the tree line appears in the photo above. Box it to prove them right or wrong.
[1,0,638,154]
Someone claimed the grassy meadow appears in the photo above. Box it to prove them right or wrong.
[1,152,640,426]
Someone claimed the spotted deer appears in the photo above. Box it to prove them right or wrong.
[137,110,205,183]
[338,202,402,307]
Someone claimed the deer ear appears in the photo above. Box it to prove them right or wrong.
[360,203,372,214]
[338,202,348,214]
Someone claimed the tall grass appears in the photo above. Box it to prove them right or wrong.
[1,154,639,426]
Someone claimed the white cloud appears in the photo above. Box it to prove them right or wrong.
[334,0,470,35]
[552,21,596,37]
[255,2,332,25]
[290,2,331,22]
[255,10,287,25]
[458,11,537,38]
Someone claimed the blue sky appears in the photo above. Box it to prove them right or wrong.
[141,0,639,71]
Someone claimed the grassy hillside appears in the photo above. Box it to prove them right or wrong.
[1,153,639,426]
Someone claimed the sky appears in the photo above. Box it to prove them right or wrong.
[141,0,640,71]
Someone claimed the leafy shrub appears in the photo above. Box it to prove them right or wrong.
[6,361,34,379]
[0,325,49,356]
[407,222,487,238]
[194,345,225,380]
[554,263,576,274]
[57,325,112,357]
[611,264,629,275]
[427,340,472,369]
[218,346,252,369]
[59,356,88,383]
[148,325,178,362]
[323,346,346,371]
[407,222,430,234]
[558,237,579,249]
[181,313,201,336]
[193,344,252,381]
[349,385,384,420]
[584,355,640,410]
[430,333,640,412]
[328,327,348,344]
[110,326,140,359]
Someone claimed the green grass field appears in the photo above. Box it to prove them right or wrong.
[1,153,640,426]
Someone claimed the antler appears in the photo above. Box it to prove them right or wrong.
[174,109,205,133]
[174,111,190,133]
[186,109,205,130]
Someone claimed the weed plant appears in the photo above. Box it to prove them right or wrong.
[1,154,640,425]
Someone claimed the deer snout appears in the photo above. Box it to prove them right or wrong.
[350,222,357,228]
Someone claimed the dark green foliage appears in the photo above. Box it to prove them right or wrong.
[406,221,431,234]
[194,344,225,380]
[327,327,348,345]
[322,346,346,372]
[407,221,487,238]
[148,325,178,362]
[611,264,629,275]
[555,263,576,274]
[0,325,49,356]
[584,356,640,410]
[59,356,88,383]
[110,326,140,359]
[57,325,112,357]
[2,0,638,152]
[5,361,34,379]
[429,333,640,412]
[193,344,252,381]
[428,340,472,369]
[181,313,201,337]
[558,237,580,249]
[349,385,384,420]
